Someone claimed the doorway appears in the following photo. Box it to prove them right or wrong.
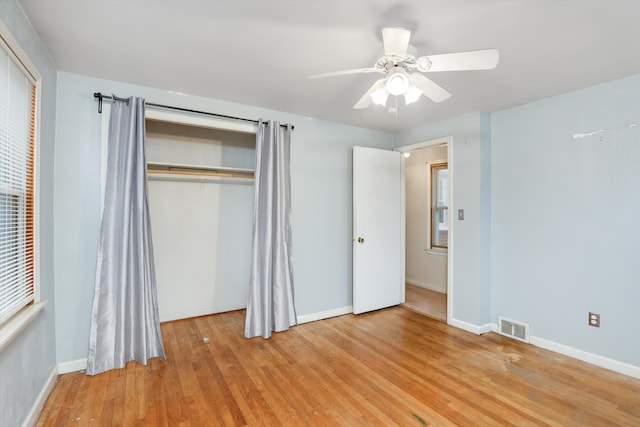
[396,137,451,322]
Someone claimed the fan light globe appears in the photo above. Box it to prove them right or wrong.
[403,86,422,105]
[386,71,409,96]
[370,86,389,106]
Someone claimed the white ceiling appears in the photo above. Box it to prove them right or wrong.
[18,0,640,133]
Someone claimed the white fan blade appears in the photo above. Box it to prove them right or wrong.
[424,49,499,72]
[353,79,385,109]
[382,27,411,57]
[308,68,379,79]
[409,74,451,103]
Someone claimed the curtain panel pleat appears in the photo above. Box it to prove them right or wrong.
[87,96,165,375]
[245,120,297,339]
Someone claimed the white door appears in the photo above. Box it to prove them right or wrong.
[353,146,405,314]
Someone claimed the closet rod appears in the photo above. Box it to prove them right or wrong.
[93,92,294,130]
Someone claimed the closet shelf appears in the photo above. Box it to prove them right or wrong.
[148,173,253,185]
[147,162,254,179]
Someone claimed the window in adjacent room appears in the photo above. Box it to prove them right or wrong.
[0,28,38,326]
[430,162,448,249]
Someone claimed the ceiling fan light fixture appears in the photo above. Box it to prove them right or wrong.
[403,86,422,105]
[386,68,410,96]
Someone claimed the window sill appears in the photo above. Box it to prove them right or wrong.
[0,300,47,353]
[425,248,448,256]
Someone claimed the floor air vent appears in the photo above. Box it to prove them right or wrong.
[498,316,530,343]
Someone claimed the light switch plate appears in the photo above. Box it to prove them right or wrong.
[589,312,600,327]
[458,209,464,220]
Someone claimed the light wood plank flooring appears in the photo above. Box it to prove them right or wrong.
[37,308,640,426]
[404,283,447,321]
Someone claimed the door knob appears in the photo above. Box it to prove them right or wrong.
[357,237,365,243]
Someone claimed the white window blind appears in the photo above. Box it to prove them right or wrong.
[0,38,36,325]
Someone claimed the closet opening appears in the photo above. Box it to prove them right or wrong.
[145,118,256,322]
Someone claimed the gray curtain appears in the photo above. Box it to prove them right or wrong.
[245,120,297,339]
[87,96,165,375]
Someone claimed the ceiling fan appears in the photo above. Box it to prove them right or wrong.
[309,27,499,109]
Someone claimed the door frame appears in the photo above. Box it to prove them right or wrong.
[395,136,453,324]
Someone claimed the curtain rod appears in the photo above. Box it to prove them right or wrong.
[93,92,294,130]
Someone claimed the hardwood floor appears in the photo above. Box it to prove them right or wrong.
[37,308,640,426]
[404,283,447,321]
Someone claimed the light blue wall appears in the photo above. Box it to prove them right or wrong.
[396,75,640,368]
[396,112,492,326]
[54,71,394,363]
[491,74,640,366]
[0,1,57,427]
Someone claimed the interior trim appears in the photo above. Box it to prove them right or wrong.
[0,300,47,353]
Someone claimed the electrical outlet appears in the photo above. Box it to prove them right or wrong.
[589,312,600,327]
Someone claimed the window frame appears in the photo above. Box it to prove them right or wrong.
[0,18,42,348]
[428,161,448,251]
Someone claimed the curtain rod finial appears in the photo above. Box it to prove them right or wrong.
[94,92,103,114]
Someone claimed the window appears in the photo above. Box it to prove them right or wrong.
[430,162,448,249]
[0,31,37,325]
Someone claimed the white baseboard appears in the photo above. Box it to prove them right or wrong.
[489,323,640,379]
[58,358,87,374]
[449,318,493,335]
[21,365,57,427]
[529,335,640,379]
[405,279,447,294]
[297,306,352,325]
